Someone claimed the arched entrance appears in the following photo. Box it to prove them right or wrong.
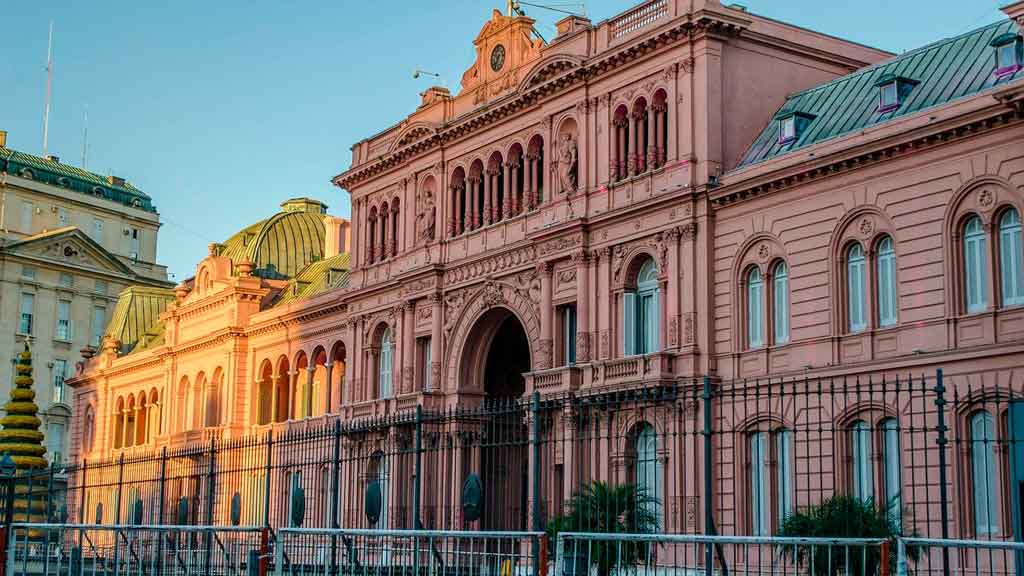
[459,307,531,530]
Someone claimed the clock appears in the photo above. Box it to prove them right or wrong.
[490,44,506,72]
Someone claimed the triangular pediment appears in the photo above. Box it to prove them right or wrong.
[2,227,136,277]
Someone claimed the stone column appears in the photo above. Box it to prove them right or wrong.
[430,293,443,392]
[628,111,638,176]
[270,375,280,423]
[539,262,554,369]
[402,301,415,395]
[654,104,667,167]
[598,247,612,359]
[306,366,315,418]
[574,251,591,362]
[324,363,334,414]
[502,162,512,219]
[666,227,681,349]
[483,170,492,226]
[646,102,656,171]
[510,159,520,215]
[528,155,539,210]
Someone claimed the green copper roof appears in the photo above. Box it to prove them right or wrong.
[739,19,1023,168]
[218,198,328,280]
[275,252,350,305]
[106,286,176,355]
[0,147,155,212]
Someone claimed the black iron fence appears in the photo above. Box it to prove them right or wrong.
[13,370,1024,547]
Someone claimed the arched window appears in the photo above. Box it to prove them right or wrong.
[747,267,764,348]
[850,420,873,501]
[877,236,897,327]
[624,258,659,355]
[635,423,661,530]
[964,215,988,313]
[369,451,390,530]
[971,410,999,535]
[749,427,793,536]
[847,244,867,332]
[999,208,1024,307]
[881,418,901,528]
[772,262,789,344]
[379,327,393,399]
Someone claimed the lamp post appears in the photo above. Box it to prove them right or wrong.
[0,452,17,526]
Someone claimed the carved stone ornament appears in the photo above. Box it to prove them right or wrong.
[416,186,437,243]
[757,243,771,263]
[977,187,996,211]
[858,217,875,238]
[557,134,579,193]
[480,280,507,308]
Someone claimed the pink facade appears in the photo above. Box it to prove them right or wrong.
[68,0,1024,542]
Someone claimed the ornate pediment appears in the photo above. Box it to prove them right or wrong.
[460,9,544,104]
[4,229,135,276]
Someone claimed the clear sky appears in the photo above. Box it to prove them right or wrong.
[0,0,1008,281]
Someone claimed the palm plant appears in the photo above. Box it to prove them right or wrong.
[775,495,920,576]
[546,481,660,576]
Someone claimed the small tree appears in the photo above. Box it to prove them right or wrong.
[546,481,659,576]
[775,495,920,576]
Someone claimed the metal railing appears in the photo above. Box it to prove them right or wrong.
[4,523,267,576]
[898,537,1024,576]
[555,532,889,576]
[274,528,545,576]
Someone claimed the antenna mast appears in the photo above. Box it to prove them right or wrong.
[81,108,89,169]
[42,21,54,157]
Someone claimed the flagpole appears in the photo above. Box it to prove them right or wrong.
[42,21,54,157]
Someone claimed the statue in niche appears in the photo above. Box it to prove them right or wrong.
[558,133,578,193]
[417,187,436,243]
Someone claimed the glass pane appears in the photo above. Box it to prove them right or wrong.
[971,411,999,534]
[1000,209,1023,306]
[777,429,793,522]
[852,421,873,501]
[773,263,789,344]
[848,245,866,331]
[882,419,901,528]
[965,216,988,312]
[748,268,763,348]
[750,432,768,535]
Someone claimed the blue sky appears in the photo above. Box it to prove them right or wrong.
[0,0,1008,281]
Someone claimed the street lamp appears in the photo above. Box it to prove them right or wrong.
[0,452,17,525]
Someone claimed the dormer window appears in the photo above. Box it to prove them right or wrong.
[991,33,1023,77]
[776,112,815,145]
[874,74,917,113]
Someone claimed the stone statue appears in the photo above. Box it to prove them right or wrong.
[417,188,436,242]
[558,134,578,193]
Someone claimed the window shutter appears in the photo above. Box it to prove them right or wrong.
[623,292,636,356]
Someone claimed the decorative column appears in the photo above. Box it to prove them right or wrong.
[509,159,520,216]
[574,251,591,362]
[502,162,512,219]
[654,103,667,167]
[469,177,481,230]
[366,212,376,264]
[539,262,554,369]
[462,181,472,232]
[666,227,681,349]
[430,293,443,392]
[324,362,334,414]
[529,154,540,210]
[483,169,493,226]
[402,301,415,395]
[615,119,628,180]
[454,184,464,236]
[599,247,612,359]
[628,110,638,176]
[646,102,656,171]
[306,366,315,418]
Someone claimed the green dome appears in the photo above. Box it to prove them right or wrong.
[219,198,328,279]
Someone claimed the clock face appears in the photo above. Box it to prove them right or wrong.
[490,44,506,72]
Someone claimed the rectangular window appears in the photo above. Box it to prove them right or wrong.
[95,280,108,295]
[91,306,106,347]
[57,207,70,228]
[623,292,636,356]
[851,422,874,502]
[779,117,796,144]
[1001,222,1024,306]
[417,337,433,391]
[91,218,104,242]
[639,291,659,354]
[750,432,768,536]
[878,251,898,326]
[47,422,65,466]
[21,266,36,280]
[748,280,763,348]
[560,304,577,366]
[848,259,866,331]
[52,359,67,404]
[882,420,901,529]
[59,272,73,288]
[130,228,141,260]
[966,231,989,313]
[773,269,789,344]
[879,82,898,110]
[777,429,793,523]
[19,293,34,334]
[20,201,32,233]
[996,42,1019,74]
[56,300,72,340]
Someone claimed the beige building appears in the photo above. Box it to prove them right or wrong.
[0,130,171,465]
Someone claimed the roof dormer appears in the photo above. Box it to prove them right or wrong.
[991,31,1023,77]
[776,111,816,145]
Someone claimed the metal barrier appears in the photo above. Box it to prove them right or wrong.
[4,523,267,576]
[274,528,545,576]
[898,537,1024,576]
[555,532,889,576]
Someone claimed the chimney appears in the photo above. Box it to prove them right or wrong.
[107,175,125,187]
[0,131,7,148]
[323,216,351,258]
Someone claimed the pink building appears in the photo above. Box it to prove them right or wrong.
[68,0,1024,548]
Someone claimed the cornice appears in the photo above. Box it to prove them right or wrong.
[711,100,1024,208]
[334,13,747,191]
